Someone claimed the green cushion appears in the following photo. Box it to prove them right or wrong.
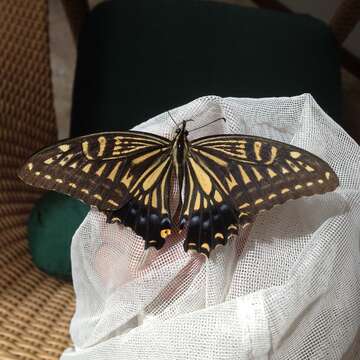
[29,0,342,280]
[28,192,89,280]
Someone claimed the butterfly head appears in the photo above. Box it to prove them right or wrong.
[172,120,191,170]
[175,120,193,136]
[175,120,190,138]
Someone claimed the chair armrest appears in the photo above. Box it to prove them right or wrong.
[0,0,57,243]
[0,4,75,359]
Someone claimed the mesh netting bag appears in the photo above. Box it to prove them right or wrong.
[61,94,360,360]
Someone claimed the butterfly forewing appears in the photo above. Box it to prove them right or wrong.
[181,134,338,255]
[19,131,171,210]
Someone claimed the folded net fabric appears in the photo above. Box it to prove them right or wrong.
[61,95,360,360]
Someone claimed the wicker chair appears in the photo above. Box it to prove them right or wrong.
[0,1,358,359]
[0,1,87,359]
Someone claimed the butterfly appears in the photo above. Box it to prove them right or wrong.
[18,119,339,257]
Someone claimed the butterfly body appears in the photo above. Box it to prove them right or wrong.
[171,121,189,199]
[18,119,339,257]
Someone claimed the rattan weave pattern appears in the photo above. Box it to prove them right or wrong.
[0,1,75,359]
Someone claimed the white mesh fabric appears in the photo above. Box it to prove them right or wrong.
[61,94,360,360]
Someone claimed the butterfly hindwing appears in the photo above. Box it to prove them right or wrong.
[180,154,239,256]
[181,134,338,255]
[108,151,175,250]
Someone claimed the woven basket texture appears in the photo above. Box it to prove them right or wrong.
[0,1,75,359]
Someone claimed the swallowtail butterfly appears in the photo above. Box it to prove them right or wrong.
[18,120,338,257]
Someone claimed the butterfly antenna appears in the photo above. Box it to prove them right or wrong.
[189,117,226,133]
[168,111,179,128]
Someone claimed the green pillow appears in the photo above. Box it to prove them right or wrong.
[28,192,89,280]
